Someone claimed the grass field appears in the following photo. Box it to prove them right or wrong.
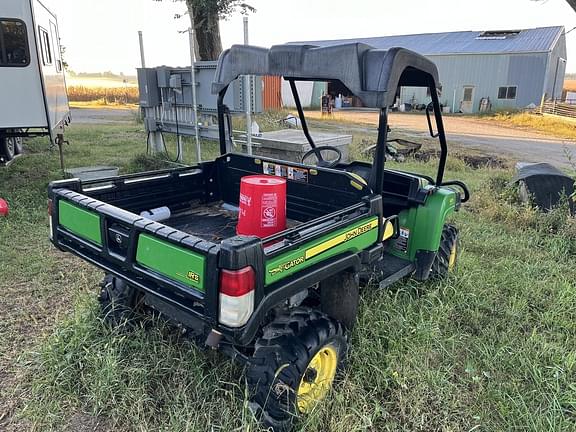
[480,111,576,141]
[1,120,575,431]
[66,75,139,105]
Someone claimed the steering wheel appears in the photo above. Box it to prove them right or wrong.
[301,146,342,168]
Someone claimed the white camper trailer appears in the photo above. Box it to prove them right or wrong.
[0,0,70,165]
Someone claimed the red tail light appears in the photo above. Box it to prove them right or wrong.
[48,199,53,216]
[219,267,255,297]
[219,266,256,327]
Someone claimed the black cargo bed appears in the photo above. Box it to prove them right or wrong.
[167,203,239,243]
[167,202,300,243]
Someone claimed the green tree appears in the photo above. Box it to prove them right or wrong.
[158,0,255,61]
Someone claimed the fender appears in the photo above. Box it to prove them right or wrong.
[389,186,458,264]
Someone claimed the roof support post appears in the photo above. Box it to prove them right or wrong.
[369,107,389,194]
[217,88,229,155]
[288,79,316,149]
[429,79,447,185]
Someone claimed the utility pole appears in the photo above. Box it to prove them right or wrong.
[243,16,253,155]
[189,28,201,163]
[138,31,146,68]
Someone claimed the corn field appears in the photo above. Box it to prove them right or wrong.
[68,85,139,104]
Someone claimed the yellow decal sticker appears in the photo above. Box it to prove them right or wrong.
[305,219,378,260]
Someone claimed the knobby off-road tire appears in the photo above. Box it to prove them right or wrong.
[98,274,142,327]
[430,224,459,279]
[247,307,347,432]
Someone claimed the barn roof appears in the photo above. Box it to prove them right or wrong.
[295,26,564,56]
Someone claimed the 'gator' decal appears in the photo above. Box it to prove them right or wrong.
[265,218,379,285]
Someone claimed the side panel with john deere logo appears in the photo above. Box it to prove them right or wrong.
[265,217,379,285]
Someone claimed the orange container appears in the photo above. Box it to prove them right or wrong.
[237,175,287,237]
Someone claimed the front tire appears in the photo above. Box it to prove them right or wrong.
[430,224,459,278]
[98,274,143,326]
[247,308,347,431]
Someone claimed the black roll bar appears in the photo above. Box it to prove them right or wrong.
[288,79,316,150]
[428,78,447,185]
[368,108,389,195]
[217,88,228,155]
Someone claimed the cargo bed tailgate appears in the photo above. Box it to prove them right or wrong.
[49,188,220,324]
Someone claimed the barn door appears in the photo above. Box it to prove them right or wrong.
[461,86,475,113]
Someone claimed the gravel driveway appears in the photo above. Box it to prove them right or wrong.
[310,110,576,169]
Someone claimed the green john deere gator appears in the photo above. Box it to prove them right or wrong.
[48,43,469,431]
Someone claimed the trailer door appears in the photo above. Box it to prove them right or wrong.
[0,4,47,130]
[33,0,70,136]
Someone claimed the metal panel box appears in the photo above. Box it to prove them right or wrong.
[137,68,160,107]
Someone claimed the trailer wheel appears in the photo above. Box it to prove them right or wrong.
[13,132,23,155]
[0,135,15,161]
[430,224,459,278]
[98,274,143,327]
[247,307,346,431]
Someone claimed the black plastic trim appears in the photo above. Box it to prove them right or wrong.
[231,253,362,345]
[413,250,436,281]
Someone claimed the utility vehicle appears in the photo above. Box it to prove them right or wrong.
[48,43,469,431]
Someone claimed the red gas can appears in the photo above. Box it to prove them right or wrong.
[237,175,287,238]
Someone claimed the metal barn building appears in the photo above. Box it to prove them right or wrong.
[297,26,566,113]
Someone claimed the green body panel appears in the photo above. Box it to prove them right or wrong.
[389,186,457,261]
[265,217,379,285]
[136,234,206,292]
[58,200,102,246]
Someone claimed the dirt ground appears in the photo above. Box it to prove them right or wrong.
[307,110,576,169]
[71,106,137,124]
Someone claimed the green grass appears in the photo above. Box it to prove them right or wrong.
[1,121,575,431]
[481,111,576,140]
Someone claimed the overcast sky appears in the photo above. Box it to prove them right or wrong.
[48,0,576,74]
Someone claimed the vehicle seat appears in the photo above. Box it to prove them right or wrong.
[339,161,431,215]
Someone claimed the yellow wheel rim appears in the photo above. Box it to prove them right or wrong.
[297,345,338,413]
[448,242,457,271]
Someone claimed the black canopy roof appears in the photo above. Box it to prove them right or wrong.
[211,43,439,108]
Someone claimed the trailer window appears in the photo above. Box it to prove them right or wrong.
[0,19,30,67]
[39,27,52,65]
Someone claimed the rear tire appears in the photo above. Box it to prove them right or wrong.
[98,274,143,326]
[430,224,459,278]
[247,308,347,431]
